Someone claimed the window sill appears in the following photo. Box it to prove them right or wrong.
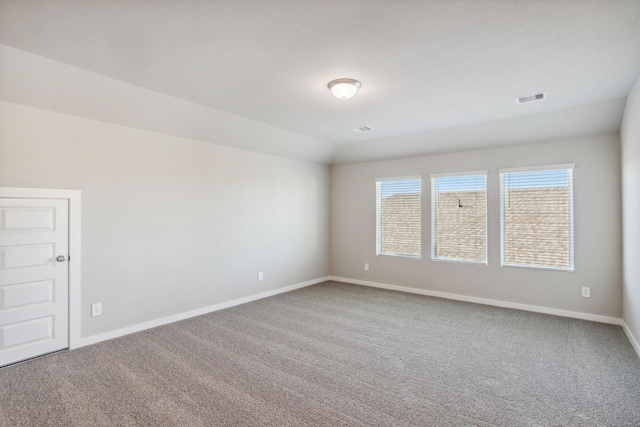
[431,257,487,266]
[501,263,574,272]
[377,253,421,259]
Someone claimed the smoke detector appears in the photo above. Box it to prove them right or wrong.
[515,92,547,104]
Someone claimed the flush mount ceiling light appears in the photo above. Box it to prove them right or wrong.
[328,78,361,99]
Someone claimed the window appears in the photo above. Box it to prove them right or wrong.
[500,164,574,271]
[431,171,487,263]
[376,176,421,257]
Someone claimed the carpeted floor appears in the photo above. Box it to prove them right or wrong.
[1,281,639,426]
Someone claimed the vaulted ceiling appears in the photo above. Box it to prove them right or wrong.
[1,0,639,164]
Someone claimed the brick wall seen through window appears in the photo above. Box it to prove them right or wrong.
[376,177,421,257]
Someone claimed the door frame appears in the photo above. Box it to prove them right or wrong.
[0,187,82,349]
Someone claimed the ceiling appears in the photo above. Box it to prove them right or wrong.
[1,0,639,164]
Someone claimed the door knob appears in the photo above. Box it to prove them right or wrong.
[56,255,66,262]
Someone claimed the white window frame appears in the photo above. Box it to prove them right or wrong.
[499,163,575,272]
[430,170,488,265]
[375,175,422,259]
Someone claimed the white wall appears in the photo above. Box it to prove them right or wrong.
[621,76,640,350]
[0,101,330,337]
[331,135,622,318]
[0,45,336,164]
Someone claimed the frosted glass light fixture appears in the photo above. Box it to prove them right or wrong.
[328,78,361,99]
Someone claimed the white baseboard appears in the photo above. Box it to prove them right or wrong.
[622,321,640,359]
[79,276,329,348]
[329,276,623,326]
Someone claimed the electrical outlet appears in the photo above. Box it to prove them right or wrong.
[91,302,102,317]
[258,272,263,281]
[364,263,369,271]
[581,287,591,298]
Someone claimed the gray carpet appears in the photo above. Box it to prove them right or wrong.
[1,281,639,426]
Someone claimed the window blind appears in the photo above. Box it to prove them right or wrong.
[376,177,421,257]
[431,172,487,263]
[500,164,574,271]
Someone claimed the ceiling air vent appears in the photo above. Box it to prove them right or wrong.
[352,126,374,133]
[515,92,547,104]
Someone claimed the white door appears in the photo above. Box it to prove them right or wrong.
[0,198,69,367]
